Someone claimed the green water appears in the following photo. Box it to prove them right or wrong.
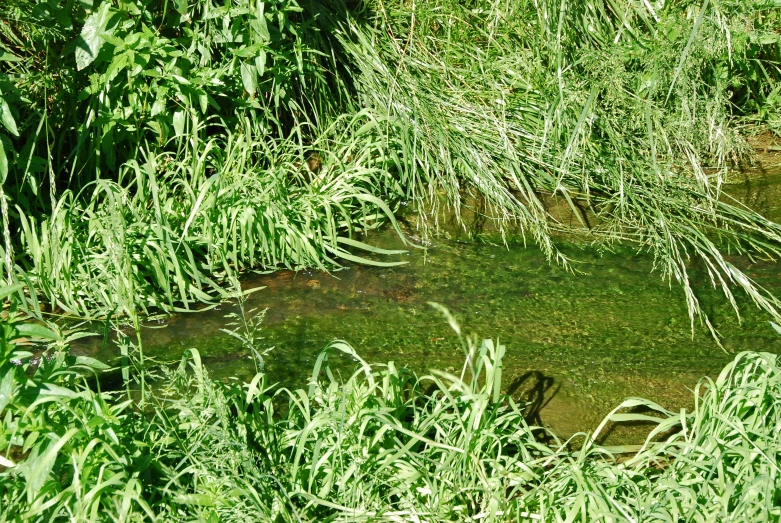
[75,173,781,440]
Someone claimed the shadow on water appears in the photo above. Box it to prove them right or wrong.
[72,168,781,443]
[507,371,559,426]
[505,371,562,444]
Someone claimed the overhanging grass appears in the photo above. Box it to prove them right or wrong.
[337,0,781,334]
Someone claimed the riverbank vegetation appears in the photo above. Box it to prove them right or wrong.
[0,0,780,330]
[2,2,781,520]
[1,288,780,521]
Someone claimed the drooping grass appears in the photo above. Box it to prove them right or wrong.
[1,0,781,329]
[1,290,780,522]
[13,113,410,317]
[337,0,781,333]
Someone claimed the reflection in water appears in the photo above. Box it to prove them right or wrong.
[73,172,781,441]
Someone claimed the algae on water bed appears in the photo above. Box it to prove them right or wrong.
[73,175,781,441]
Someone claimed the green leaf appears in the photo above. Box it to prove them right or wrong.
[0,98,18,136]
[325,245,408,267]
[241,63,257,97]
[21,427,82,496]
[41,383,85,398]
[173,111,185,137]
[174,0,188,15]
[255,51,266,78]
[251,5,270,42]
[151,97,166,117]
[336,237,407,255]
[0,52,22,62]
[754,32,780,46]
[75,3,113,71]
[74,356,110,370]
[173,494,216,507]
[14,323,61,341]
[0,136,7,184]
[0,284,23,302]
[171,74,191,85]
[0,368,14,413]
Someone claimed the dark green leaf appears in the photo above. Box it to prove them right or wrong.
[15,323,61,341]
[0,98,18,137]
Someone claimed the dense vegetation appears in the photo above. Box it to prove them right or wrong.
[0,0,778,329]
[1,287,780,522]
[2,1,781,520]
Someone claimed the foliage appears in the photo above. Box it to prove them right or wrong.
[337,0,781,333]
[0,0,780,329]
[2,291,781,521]
[0,0,353,189]
[15,113,408,317]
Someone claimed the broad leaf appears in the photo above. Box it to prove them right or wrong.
[241,63,257,97]
[75,3,113,71]
[251,5,270,42]
[41,383,85,398]
[0,98,18,136]
[15,323,61,341]
[173,111,186,137]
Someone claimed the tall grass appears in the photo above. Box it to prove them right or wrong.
[2,291,780,521]
[13,113,410,317]
[338,0,781,333]
[1,0,781,328]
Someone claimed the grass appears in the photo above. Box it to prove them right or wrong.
[2,4,781,519]
[336,0,781,335]
[14,114,409,318]
[0,0,778,334]
[1,288,780,521]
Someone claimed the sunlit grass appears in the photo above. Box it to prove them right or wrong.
[1,0,780,329]
[1,293,780,521]
[14,114,409,317]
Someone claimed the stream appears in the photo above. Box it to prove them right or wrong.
[74,168,781,443]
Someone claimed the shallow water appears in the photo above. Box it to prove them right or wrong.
[75,171,781,442]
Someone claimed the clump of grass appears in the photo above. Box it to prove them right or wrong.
[13,114,409,317]
[2,292,780,521]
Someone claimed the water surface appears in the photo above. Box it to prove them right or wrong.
[76,171,781,441]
